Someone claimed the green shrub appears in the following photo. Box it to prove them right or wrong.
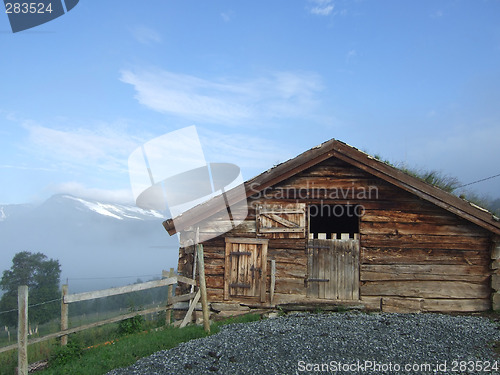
[49,339,83,366]
[117,314,145,336]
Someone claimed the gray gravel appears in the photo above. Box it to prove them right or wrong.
[107,312,500,375]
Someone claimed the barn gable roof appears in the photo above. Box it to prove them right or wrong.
[163,138,500,236]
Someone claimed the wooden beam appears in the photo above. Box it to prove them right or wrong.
[18,286,28,375]
[225,237,269,245]
[197,243,211,333]
[165,268,174,326]
[60,285,68,346]
[270,260,276,305]
[180,290,201,328]
[262,213,299,228]
[65,276,195,304]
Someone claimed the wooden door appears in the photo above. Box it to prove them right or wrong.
[224,238,268,302]
[307,238,359,300]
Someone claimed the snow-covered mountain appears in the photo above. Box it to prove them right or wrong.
[0,195,179,292]
[63,195,164,221]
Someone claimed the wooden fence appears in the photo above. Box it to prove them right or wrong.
[0,270,199,374]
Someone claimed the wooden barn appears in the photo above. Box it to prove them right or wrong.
[163,139,500,313]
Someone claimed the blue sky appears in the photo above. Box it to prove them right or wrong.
[1,0,500,206]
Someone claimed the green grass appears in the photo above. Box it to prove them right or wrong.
[32,313,262,375]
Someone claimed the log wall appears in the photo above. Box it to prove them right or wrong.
[176,157,493,312]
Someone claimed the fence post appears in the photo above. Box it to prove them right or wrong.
[165,268,174,326]
[61,285,69,346]
[18,285,28,375]
[197,243,210,333]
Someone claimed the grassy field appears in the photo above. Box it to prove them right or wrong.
[0,313,262,375]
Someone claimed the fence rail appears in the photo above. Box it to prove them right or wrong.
[0,270,199,375]
[64,275,196,304]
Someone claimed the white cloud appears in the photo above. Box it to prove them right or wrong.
[23,123,146,174]
[308,0,335,16]
[346,49,357,64]
[47,182,135,204]
[131,26,162,45]
[120,68,324,125]
[199,129,293,174]
[220,11,233,22]
[430,10,444,18]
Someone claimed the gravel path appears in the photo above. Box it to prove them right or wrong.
[107,312,500,375]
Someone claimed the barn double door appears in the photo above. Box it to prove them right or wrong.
[307,238,360,300]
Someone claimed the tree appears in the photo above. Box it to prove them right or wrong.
[0,251,61,327]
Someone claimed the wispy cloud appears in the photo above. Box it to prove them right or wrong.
[346,49,357,64]
[120,68,324,125]
[220,11,233,22]
[430,10,444,18]
[308,0,335,16]
[22,123,146,174]
[199,129,294,175]
[0,164,55,172]
[131,26,162,45]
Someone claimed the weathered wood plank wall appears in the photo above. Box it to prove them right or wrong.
[176,157,492,312]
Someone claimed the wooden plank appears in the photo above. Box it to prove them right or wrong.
[60,285,68,346]
[362,210,466,225]
[196,242,211,333]
[225,237,269,245]
[324,242,333,299]
[237,244,247,296]
[361,247,490,266]
[312,246,319,297]
[360,264,489,282]
[360,222,488,237]
[180,290,201,328]
[338,241,346,300]
[249,244,257,297]
[274,264,306,279]
[344,240,354,299]
[65,276,194,304]
[361,234,491,250]
[318,241,326,299]
[270,260,276,304]
[382,297,423,313]
[259,227,305,233]
[421,298,491,312]
[262,213,300,228]
[223,241,231,300]
[274,278,307,295]
[361,280,490,299]
[353,240,360,299]
[18,285,28,375]
[260,241,268,303]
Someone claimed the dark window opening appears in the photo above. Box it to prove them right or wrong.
[309,204,361,239]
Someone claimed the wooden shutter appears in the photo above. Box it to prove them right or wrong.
[224,238,268,302]
[256,203,306,238]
